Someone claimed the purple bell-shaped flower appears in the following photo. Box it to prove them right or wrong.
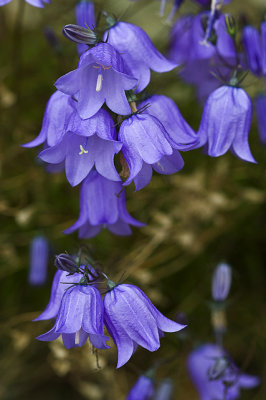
[104,22,177,92]
[55,43,137,119]
[64,170,144,238]
[198,85,256,163]
[119,112,185,188]
[38,109,122,186]
[37,285,110,350]
[104,283,186,368]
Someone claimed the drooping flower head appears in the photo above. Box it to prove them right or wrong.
[198,85,256,163]
[187,343,259,400]
[37,284,110,350]
[64,170,145,238]
[118,108,185,190]
[55,42,137,119]
[104,282,186,368]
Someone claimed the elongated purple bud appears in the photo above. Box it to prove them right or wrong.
[63,24,97,45]
[212,263,232,302]
[54,253,78,274]
[43,27,62,54]
[28,236,49,286]
[154,378,173,400]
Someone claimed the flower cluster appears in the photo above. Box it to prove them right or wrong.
[169,0,258,162]
[36,253,186,368]
[23,1,202,238]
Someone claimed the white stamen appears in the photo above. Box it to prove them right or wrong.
[75,329,81,345]
[96,73,103,92]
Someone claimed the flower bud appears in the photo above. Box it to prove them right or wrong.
[153,378,173,400]
[28,236,49,286]
[212,262,232,302]
[63,24,97,45]
[54,253,78,274]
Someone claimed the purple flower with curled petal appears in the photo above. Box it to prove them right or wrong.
[119,113,179,186]
[55,43,137,119]
[38,109,122,186]
[187,343,259,400]
[139,95,198,151]
[198,85,256,163]
[104,283,186,368]
[64,170,144,238]
[23,91,74,148]
[133,150,184,191]
[255,94,266,145]
[104,22,177,92]
[75,0,95,55]
[37,285,110,350]
[34,270,81,321]
[127,374,154,400]
[0,0,49,7]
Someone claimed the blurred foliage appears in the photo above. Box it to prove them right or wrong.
[0,0,266,399]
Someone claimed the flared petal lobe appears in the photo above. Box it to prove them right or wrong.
[23,91,73,148]
[34,271,80,321]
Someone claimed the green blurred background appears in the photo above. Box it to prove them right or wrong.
[0,0,265,398]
